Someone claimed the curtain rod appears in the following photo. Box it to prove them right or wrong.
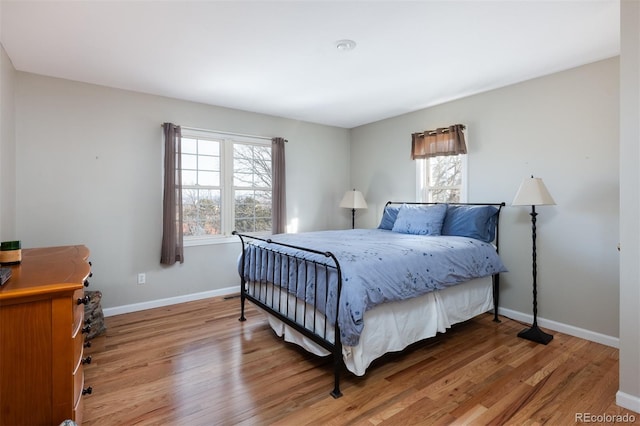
[161,124,284,142]
[414,124,466,137]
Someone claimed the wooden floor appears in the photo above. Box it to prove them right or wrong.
[83,296,639,425]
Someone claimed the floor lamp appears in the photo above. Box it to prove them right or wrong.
[339,189,368,229]
[512,176,556,345]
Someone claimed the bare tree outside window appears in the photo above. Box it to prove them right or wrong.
[418,154,465,203]
[428,155,462,202]
[181,137,222,237]
[233,143,272,233]
[182,188,221,236]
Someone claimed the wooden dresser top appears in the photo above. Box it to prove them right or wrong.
[0,245,91,302]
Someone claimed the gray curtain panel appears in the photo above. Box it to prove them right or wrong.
[161,123,184,265]
[272,137,287,234]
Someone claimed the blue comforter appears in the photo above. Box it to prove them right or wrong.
[240,229,507,346]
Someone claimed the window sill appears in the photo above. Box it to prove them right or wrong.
[184,231,272,247]
[184,235,239,247]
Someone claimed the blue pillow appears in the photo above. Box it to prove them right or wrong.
[378,206,400,230]
[441,205,499,243]
[391,204,448,235]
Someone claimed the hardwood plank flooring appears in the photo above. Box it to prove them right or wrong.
[83,296,639,425]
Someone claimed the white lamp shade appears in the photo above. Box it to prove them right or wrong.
[339,189,368,209]
[512,177,556,206]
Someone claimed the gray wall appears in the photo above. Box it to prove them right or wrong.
[4,57,624,339]
[350,58,620,338]
[0,42,16,241]
[618,0,640,410]
[14,73,351,309]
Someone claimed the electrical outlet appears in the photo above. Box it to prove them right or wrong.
[137,273,146,285]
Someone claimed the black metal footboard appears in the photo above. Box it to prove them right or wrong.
[233,231,345,398]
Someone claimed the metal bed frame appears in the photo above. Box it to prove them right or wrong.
[234,201,505,398]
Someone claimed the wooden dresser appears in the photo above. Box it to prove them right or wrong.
[0,245,92,425]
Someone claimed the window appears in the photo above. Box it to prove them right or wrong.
[181,129,272,244]
[416,154,467,202]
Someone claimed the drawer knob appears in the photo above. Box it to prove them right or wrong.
[82,325,92,334]
[84,279,90,287]
[82,356,92,365]
[84,340,92,348]
[77,296,90,305]
[82,386,93,395]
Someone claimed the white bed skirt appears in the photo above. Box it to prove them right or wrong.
[255,276,494,376]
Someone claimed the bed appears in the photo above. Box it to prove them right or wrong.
[234,201,507,398]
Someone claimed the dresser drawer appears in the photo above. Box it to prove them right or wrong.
[74,391,84,425]
[73,327,84,370]
[73,363,84,409]
[73,288,85,333]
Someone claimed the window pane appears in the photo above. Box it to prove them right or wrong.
[234,144,252,158]
[233,143,272,189]
[234,157,253,175]
[198,155,219,172]
[253,189,272,205]
[182,189,221,236]
[181,153,197,170]
[234,217,272,233]
[234,172,253,187]
[182,138,197,154]
[233,146,255,181]
[235,189,272,232]
[254,146,272,187]
[425,155,463,203]
[235,190,254,219]
[198,139,219,156]
[182,170,197,186]
[232,143,272,233]
[429,156,462,187]
[198,171,219,186]
[198,189,221,235]
[430,188,460,203]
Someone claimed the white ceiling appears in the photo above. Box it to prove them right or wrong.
[0,0,620,129]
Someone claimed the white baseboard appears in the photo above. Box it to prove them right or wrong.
[103,286,240,317]
[616,391,640,414]
[498,307,619,348]
[104,292,620,348]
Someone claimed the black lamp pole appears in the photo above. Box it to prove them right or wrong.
[350,209,355,229]
[517,204,554,344]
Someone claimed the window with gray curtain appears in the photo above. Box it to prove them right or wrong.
[169,127,286,244]
[161,123,184,265]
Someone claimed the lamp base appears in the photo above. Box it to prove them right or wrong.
[518,324,553,345]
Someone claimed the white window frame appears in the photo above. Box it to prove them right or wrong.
[181,128,272,246]
[416,154,468,203]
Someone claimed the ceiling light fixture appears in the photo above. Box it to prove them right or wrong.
[335,39,356,51]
